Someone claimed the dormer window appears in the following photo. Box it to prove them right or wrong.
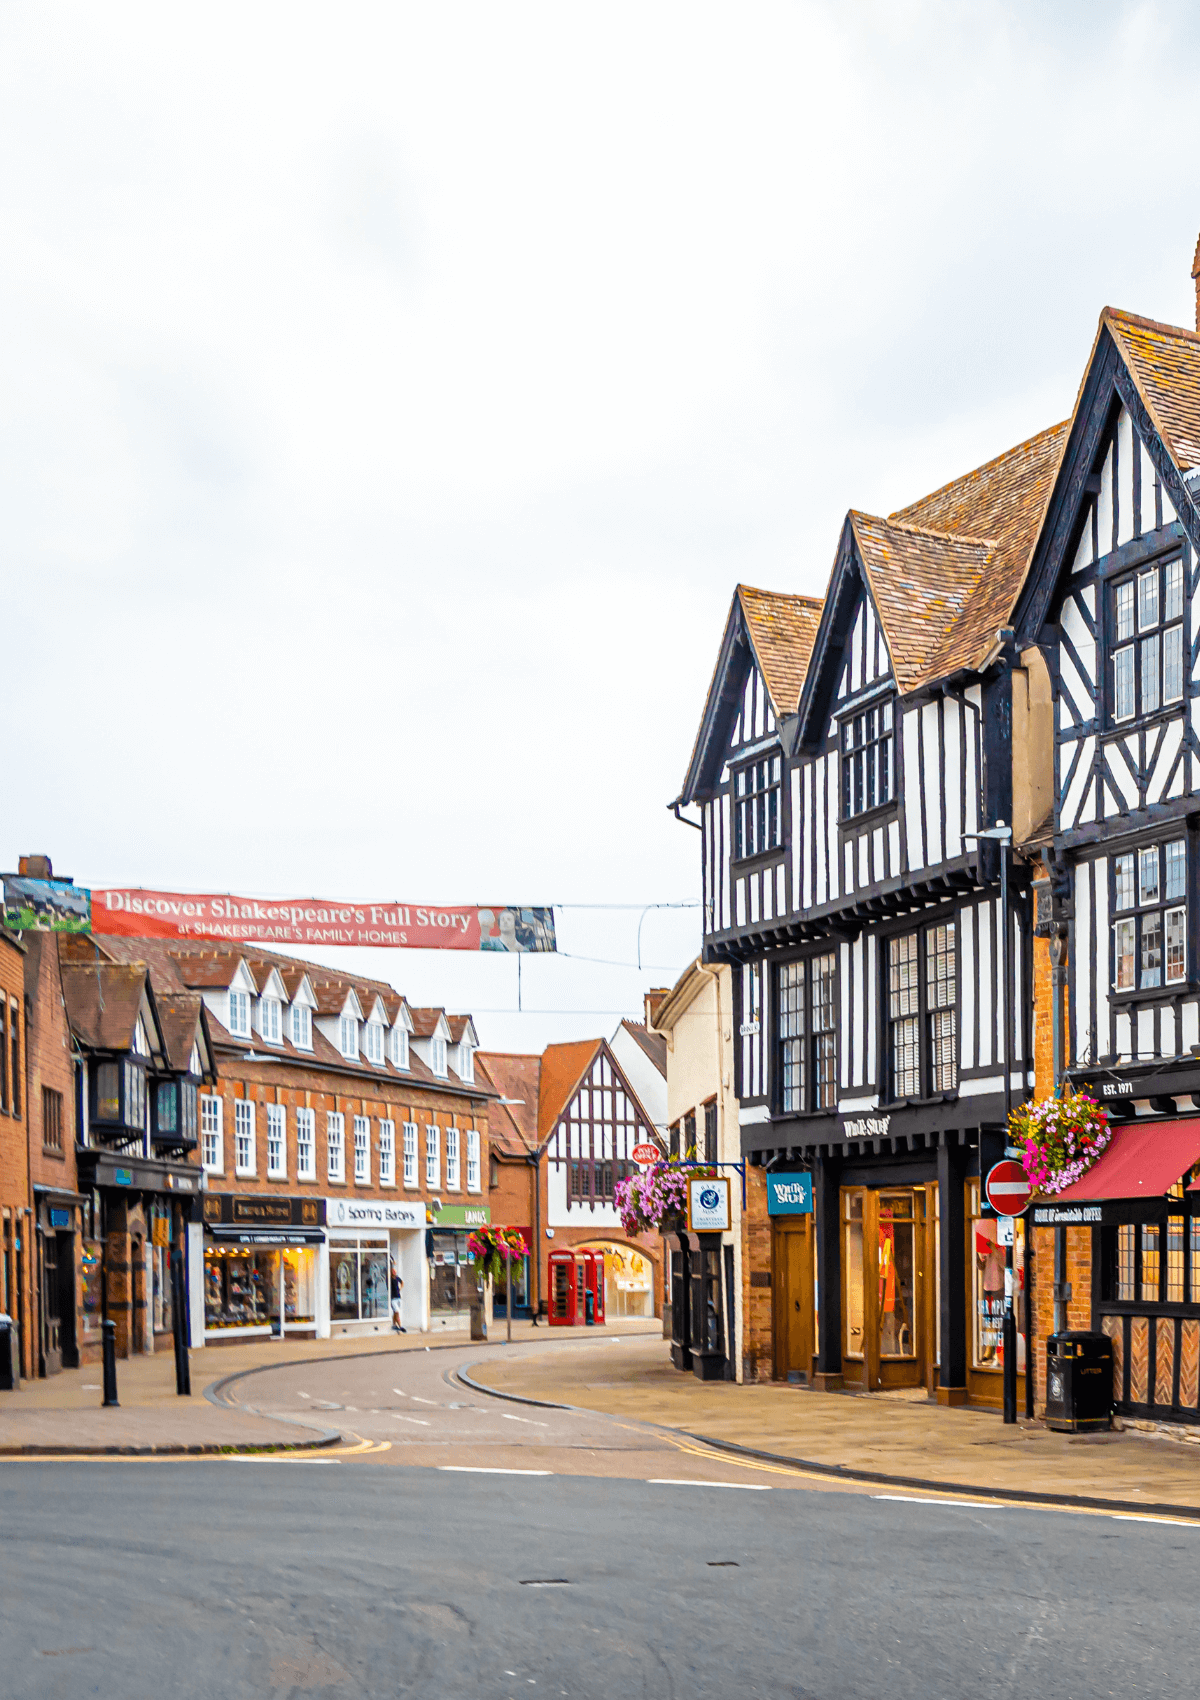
[228,990,251,1038]
[733,754,782,859]
[390,1025,410,1070]
[841,699,894,819]
[290,1004,312,1050]
[1112,555,1184,723]
[339,1015,359,1059]
[458,1043,474,1084]
[365,1020,384,1065]
[432,1035,447,1077]
[260,997,281,1045]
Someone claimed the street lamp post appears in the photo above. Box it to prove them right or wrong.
[966,824,1019,1424]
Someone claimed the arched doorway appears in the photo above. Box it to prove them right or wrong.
[576,1241,655,1320]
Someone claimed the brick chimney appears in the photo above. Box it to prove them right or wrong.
[18,854,54,879]
[644,988,670,1030]
[1193,231,1200,332]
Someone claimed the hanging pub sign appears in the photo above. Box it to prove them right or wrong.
[687,1177,732,1233]
[79,888,557,952]
[2,876,92,935]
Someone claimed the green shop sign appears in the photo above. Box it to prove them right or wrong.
[432,1204,491,1227]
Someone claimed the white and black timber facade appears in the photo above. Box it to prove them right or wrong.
[676,436,1063,1403]
[1015,297,1200,1423]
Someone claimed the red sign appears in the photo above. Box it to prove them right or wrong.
[985,1160,1031,1216]
[89,889,556,953]
[631,1144,661,1167]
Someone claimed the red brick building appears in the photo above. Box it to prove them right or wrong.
[0,930,32,1381]
[82,936,494,1341]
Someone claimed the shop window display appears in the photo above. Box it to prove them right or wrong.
[877,1193,916,1358]
[844,1193,865,1357]
[970,1189,1026,1374]
[204,1245,316,1330]
[429,1231,476,1313]
[81,1240,103,1344]
[330,1237,389,1322]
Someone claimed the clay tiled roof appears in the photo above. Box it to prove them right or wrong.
[882,420,1070,687]
[168,950,255,992]
[1104,307,1200,473]
[155,992,207,1074]
[737,585,824,717]
[618,1019,667,1078]
[409,1008,447,1039]
[536,1038,602,1140]
[476,1052,541,1155]
[60,962,150,1052]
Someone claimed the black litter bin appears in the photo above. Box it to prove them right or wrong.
[1045,1331,1113,1432]
[0,1315,15,1391]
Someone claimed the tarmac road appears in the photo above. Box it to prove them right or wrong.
[0,1337,1196,1698]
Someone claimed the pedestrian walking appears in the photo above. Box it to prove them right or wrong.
[390,1262,406,1333]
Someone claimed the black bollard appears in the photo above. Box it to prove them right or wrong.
[170,1251,191,1397]
[101,1319,119,1408]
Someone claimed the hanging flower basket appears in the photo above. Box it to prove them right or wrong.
[1007,1088,1112,1197]
[614,1161,717,1238]
[467,1226,527,1285]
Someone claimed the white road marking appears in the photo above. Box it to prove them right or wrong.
[297,1392,311,1400]
[872,1496,1010,1509]
[648,1479,771,1490]
[500,1414,549,1428]
[1112,1514,1200,1527]
[393,1416,431,1427]
[392,1389,408,1397]
[438,1466,552,1476]
[411,1396,438,1406]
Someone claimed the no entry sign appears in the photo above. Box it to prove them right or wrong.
[985,1160,1031,1216]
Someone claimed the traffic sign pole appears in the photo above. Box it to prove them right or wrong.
[985,1163,1030,1427]
[1003,1228,1017,1425]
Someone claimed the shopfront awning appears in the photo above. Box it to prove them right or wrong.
[1051,1117,1200,1202]
[206,1226,324,1247]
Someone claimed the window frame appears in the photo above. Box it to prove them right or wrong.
[290,1003,312,1051]
[234,1098,256,1177]
[466,1127,481,1192]
[266,1103,287,1180]
[200,1094,223,1173]
[228,989,251,1039]
[426,1123,441,1189]
[327,1111,345,1183]
[883,918,959,1104]
[775,952,838,1116]
[839,695,896,823]
[260,997,281,1045]
[353,1115,371,1183]
[403,1121,419,1188]
[1108,549,1186,728]
[295,1106,315,1180]
[1111,833,1191,997]
[379,1119,396,1187]
[732,751,783,862]
[446,1125,461,1190]
[390,1025,410,1070]
[365,1021,384,1065]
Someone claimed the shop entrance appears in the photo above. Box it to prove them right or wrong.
[39,1230,63,1375]
[841,1186,935,1393]
[773,1217,814,1382]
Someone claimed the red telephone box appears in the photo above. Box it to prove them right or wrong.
[582,1250,606,1326]
[548,1249,577,1325]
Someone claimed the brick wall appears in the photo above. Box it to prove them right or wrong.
[0,935,33,1378]
[1030,1223,1093,1408]
[1032,932,1053,1103]
[741,1163,773,1381]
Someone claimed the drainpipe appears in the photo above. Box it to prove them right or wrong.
[1050,928,1070,1335]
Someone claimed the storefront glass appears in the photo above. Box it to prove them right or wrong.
[151,1245,173,1335]
[330,1236,389,1322]
[430,1230,475,1314]
[204,1243,317,1330]
[81,1240,103,1345]
[970,1199,1026,1373]
[878,1192,916,1359]
[844,1193,864,1358]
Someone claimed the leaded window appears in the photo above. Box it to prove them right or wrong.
[733,754,782,859]
[841,699,894,819]
[1112,555,1184,723]
[777,953,837,1114]
[1113,838,1187,991]
[887,922,957,1100]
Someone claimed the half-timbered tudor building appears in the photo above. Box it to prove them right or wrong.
[676,446,1062,1405]
[1014,267,1200,1426]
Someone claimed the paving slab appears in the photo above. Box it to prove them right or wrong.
[469,1333,1200,1511]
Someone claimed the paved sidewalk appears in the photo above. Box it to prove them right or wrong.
[470,1334,1200,1511]
[0,1317,660,1453]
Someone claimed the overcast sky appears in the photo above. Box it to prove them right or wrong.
[6,2,1200,1053]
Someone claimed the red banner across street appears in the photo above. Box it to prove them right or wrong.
[89,888,557,952]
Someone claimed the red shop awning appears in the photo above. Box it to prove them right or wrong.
[1051,1117,1200,1203]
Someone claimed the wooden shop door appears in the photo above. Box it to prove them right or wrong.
[773,1218,814,1383]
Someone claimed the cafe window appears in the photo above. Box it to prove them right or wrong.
[1111,554,1184,723]
[1104,1185,1196,1304]
[733,754,782,859]
[886,922,957,1101]
[778,952,837,1115]
[840,698,894,819]
[1113,838,1187,991]
[329,1236,389,1322]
